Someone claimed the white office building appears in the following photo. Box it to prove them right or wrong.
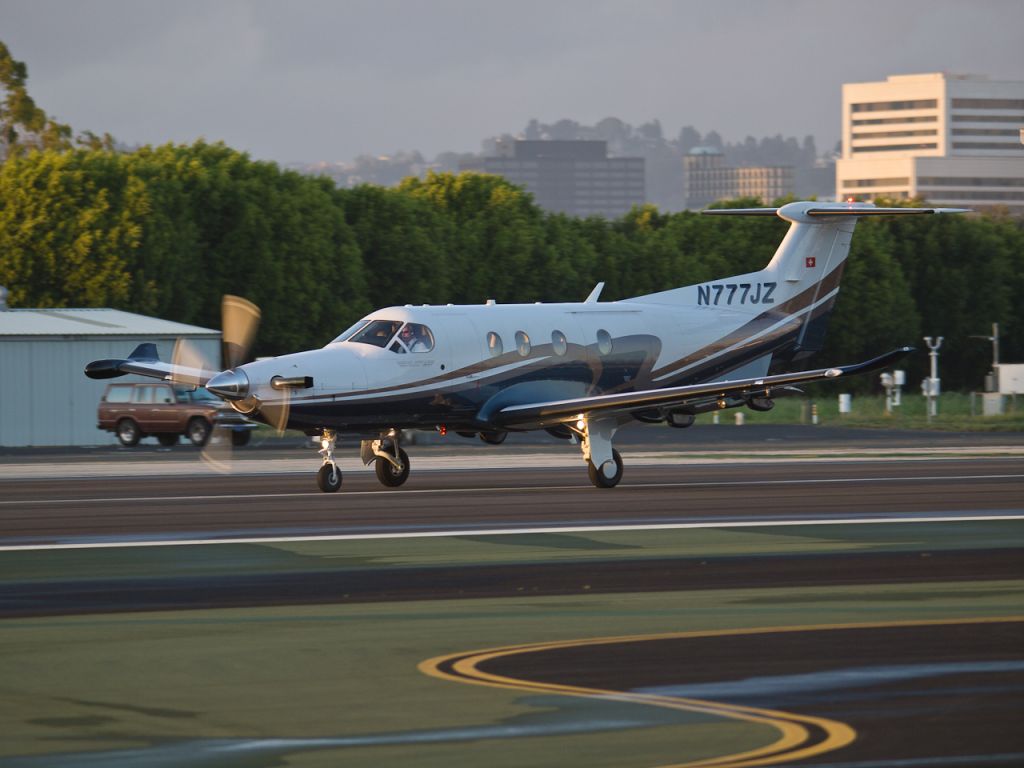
[836,73,1024,212]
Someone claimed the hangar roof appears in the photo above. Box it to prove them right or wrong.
[0,308,219,338]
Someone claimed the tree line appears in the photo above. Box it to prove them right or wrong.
[1,140,1022,391]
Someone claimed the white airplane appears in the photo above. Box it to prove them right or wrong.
[86,200,965,491]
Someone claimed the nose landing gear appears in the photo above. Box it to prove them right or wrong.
[317,429,342,492]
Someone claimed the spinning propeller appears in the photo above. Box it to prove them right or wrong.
[170,295,295,470]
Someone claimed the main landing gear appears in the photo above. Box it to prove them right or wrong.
[315,428,412,492]
[569,414,625,489]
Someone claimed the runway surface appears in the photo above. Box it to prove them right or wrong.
[2,432,1023,767]
[2,456,1023,546]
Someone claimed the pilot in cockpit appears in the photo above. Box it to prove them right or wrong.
[399,324,429,352]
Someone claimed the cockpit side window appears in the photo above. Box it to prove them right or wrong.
[389,323,435,354]
[347,319,404,348]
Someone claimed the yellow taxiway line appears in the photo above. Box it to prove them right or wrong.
[420,616,1023,768]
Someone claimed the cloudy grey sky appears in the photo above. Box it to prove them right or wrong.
[2,0,1022,165]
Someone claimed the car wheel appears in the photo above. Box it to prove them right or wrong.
[117,419,141,447]
[157,433,178,447]
[187,417,212,447]
[231,429,252,447]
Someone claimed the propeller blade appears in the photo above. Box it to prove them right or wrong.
[200,425,236,475]
[171,338,238,473]
[170,338,212,386]
[260,388,291,437]
[222,295,261,369]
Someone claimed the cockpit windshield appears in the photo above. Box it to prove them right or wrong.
[346,319,404,348]
[330,319,372,344]
[339,319,436,353]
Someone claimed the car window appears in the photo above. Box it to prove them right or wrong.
[132,386,154,404]
[105,385,133,403]
[191,387,220,403]
[348,319,403,348]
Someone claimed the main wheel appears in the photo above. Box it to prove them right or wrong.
[479,430,507,445]
[116,419,141,447]
[231,429,252,447]
[317,463,342,492]
[375,447,410,487]
[587,449,623,489]
[157,433,178,447]
[186,417,212,447]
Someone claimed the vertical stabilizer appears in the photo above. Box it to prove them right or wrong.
[629,200,967,364]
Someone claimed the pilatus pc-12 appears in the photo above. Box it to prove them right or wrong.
[86,201,964,491]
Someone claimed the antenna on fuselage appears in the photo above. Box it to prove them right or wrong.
[585,282,605,303]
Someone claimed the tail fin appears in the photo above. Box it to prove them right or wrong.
[632,200,967,364]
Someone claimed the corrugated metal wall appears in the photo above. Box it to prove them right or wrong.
[0,337,220,447]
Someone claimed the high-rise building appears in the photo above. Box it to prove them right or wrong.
[684,149,793,209]
[836,73,1024,212]
[463,140,645,218]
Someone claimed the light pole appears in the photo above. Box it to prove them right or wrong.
[922,336,943,420]
[969,322,1000,390]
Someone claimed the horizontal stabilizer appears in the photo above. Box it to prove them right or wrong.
[85,343,216,385]
[702,202,970,218]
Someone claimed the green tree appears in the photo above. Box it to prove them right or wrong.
[0,149,135,307]
[0,40,73,158]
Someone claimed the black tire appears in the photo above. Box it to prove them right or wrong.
[186,417,212,447]
[479,430,508,445]
[375,447,410,487]
[317,463,342,492]
[231,429,252,447]
[116,419,141,447]
[157,433,178,447]
[587,448,623,489]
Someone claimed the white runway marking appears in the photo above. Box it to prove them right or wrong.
[1,447,1022,480]
[2,514,1022,551]
[3,473,1022,507]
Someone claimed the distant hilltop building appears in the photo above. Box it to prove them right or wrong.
[462,139,645,218]
[684,148,794,209]
[836,73,1024,212]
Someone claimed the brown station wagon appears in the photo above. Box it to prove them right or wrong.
[98,382,256,447]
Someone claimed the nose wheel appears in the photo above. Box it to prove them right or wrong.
[316,429,342,492]
[317,462,342,492]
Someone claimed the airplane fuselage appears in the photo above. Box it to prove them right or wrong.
[233,292,808,435]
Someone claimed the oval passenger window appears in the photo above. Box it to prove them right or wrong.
[515,331,531,357]
[551,330,568,356]
[597,329,613,356]
[487,331,503,357]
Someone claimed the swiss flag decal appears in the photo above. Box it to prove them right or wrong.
[806,257,817,268]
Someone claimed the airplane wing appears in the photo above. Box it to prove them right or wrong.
[84,343,217,386]
[493,347,913,428]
